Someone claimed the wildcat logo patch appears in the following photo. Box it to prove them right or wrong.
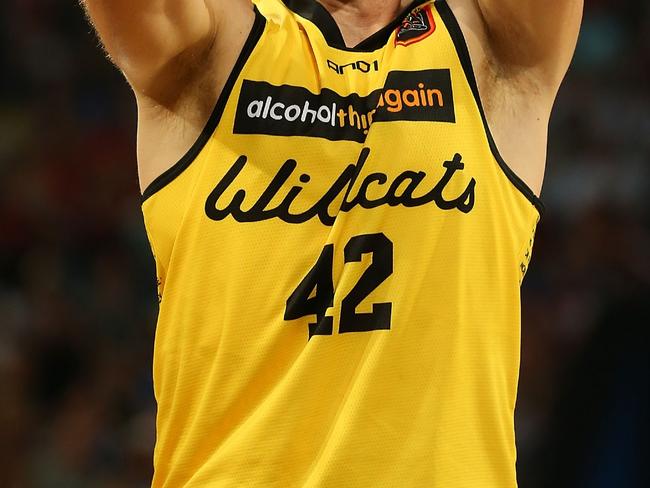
[395,4,436,47]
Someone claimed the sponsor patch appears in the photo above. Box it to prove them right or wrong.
[395,4,436,47]
[233,69,455,142]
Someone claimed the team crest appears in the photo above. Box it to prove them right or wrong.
[395,5,436,47]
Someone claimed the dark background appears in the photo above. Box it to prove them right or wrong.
[0,0,648,486]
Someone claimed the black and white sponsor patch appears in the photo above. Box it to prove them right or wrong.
[233,69,455,142]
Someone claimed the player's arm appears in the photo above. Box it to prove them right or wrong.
[79,0,250,101]
[474,0,583,90]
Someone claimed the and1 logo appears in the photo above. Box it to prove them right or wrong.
[395,4,436,47]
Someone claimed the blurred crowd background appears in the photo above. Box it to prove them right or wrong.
[0,0,648,487]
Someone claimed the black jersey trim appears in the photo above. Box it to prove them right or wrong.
[435,0,545,216]
[141,8,266,203]
[283,0,430,52]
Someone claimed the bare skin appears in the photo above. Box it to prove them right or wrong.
[81,0,583,197]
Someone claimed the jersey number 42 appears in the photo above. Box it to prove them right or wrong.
[284,233,393,339]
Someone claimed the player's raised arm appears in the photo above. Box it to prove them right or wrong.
[80,0,250,101]
[473,0,583,90]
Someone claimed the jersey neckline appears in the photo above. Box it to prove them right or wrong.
[282,0,431,52]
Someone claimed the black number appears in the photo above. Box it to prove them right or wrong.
[285,234,393,338]
[340,233,393,333]
[284,244,334,339]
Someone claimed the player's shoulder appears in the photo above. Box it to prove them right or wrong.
[445,0,582,92]
[211,0,259,57]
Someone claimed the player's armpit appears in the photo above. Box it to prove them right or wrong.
[471,0,583,90]
[80,0,252,102]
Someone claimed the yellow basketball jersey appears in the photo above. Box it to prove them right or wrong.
[141,0,541,486]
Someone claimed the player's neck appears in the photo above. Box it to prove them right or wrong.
[317,0,411,47]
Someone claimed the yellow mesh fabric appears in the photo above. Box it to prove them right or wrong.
[142,1,540,486]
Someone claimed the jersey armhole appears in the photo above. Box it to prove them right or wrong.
[435,0,545,216]
[141,7,267,203]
